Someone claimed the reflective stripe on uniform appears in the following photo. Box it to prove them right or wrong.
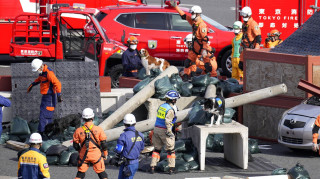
[152,152,160,159]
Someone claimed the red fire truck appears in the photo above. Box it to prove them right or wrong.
[0,0,144,56]
[9,4,127,78]
[237,0,319,42]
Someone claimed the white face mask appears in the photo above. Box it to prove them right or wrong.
[130,44,137,50]
[191,14,196,20]
[243,17,249,22]
[234,29,241,34]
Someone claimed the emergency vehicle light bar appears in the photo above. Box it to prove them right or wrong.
[164,0,180,6]
[73,3,86,10]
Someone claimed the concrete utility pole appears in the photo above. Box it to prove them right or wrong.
[98,66,179,130]
[104,83,287,142]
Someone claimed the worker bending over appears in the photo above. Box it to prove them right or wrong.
[27,58,62,135]
[172,2,216,80]
[264,29,282,48]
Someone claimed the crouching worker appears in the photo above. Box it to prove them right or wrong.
[150,90,180,175]
[73,108,108,179]
[312,114,320,154]
[18,133,50,179]
[110,114,144,179]
[204,88,225,126]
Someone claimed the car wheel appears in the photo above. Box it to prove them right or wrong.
[221,49,232,77]
[109,64,123,88]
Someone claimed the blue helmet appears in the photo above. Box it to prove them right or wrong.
[165,90,180,100]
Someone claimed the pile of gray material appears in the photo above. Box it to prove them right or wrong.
[134,73,243,98]
[271,11,320,56]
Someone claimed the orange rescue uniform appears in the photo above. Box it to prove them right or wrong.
[312,115,320,144]
[73,121,108,175]
[33,64,61,95]
[242,17,261,49]
[264,39,283,48]
[176,7,217,77]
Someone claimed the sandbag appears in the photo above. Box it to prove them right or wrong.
[107,140,117,151]
[180,82,193,97]
[192,86,207,96]
[0,133,9,144]
[151,68,161,77]
[154,76,175,99]
[175,158,190,172]
[287,163,311,179]
[188,160,199,170]
[182,153,195,162]
[227,78,239,84]
[46,144,68,156]
[248,138,261,154]
[170,73,183,92]
[47,156,59,165]
[175,139,193,153]
[133,77,151,94]
[10,117,30,135]
[69,152,79,166]
[208,77,219,85]
[138,156,152,172]
[191,74,210,87]
[223,117,232,123]
[210,134,224,153]
[59,150,73,165]
[157,159,169,172]
[40,139,61,153]
[28,119,39,133]
[206,134,215,150]
[224,108,236,118]
[137,68,149,80]
[188,103,212,126]
[272,168,288,175]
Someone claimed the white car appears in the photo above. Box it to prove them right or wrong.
[278,96,320,150]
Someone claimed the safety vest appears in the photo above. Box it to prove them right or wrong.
[155,103,176,129]
[233,33,243,58]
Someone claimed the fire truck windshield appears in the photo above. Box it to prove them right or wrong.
[201,15,230,31]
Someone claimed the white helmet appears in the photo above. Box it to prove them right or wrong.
[123,114,136,125]
[29,133,42,144]
[82,108,94,119]
[241,6,252,17]
[233,21,242,29]
[184,34,193,43]
[189,5,202,14]
[31,58,43,72]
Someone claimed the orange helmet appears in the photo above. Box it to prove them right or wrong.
[268,29,281,37]
[127,36,138,44]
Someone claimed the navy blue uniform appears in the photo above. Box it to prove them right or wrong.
[0,95,11,136]
[115,126,144,179]
[122,49,142,77]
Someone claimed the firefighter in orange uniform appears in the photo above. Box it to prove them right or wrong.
[27,58,62,134]
[312,114,320,153]
[264,29,283,48]
[172,2,216,80]
[73,108,109,179]
[240,6,262,49]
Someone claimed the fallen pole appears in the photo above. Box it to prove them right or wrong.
[103,83,287,142]
[98,66,179,130]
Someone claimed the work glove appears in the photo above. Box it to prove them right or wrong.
[170,0,178,7]
[27,84,33,93]
[312,143,319,152]
[166,131,175,138]
[57,95,63,102]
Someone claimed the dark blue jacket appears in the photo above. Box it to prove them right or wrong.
[122,49,142,77]
[115,126,144,164]
[0,95,11,123]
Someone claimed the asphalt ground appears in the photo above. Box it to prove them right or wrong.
[0,141,319,178]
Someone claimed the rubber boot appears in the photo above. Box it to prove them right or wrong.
[168,167,175,175]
